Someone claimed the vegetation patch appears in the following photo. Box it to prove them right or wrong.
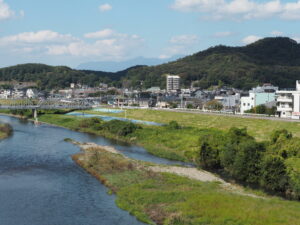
[73,146,300,225]
[0,123,13,139]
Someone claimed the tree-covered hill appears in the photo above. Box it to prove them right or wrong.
[125,37,300,90]
[1,37,300,90]
[0,63,134,90]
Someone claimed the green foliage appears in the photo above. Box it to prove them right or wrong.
[167,121,181,130]
[260,156,288,193]
[125,37,300,89]
[271,129,293,144]
[0,123,13,138]
[100,120,141,136]
[205,100,223,111]
[246,105,277,115]
[76,148,300,225]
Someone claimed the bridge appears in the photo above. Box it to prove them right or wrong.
[0,98,93,123]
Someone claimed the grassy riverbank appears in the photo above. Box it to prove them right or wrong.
[81,109,300,141]
[73,145,300,225]
[0,123,13,139]
[38,113,218,162]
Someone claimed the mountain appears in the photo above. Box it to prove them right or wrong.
[1,37,300,90]
[77,56,183,72]
[0,63,128,90]
[124,37,300,90]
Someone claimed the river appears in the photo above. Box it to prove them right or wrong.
[0,115,186,225]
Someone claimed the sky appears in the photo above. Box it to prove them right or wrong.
[1,0,300,68]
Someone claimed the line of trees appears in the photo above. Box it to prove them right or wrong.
[196,127,300,199]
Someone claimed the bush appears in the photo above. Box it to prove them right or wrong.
[231,140,264,184]
[167,121,181,130]
[260,155,288,193]
[79,117,103,128]
[101,120,141,136]
[0,123,13,136]
[197,140,220,169]
[271,129,292,144]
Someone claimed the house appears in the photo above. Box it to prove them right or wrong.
[240,84,278,113]
[276,81,300,119]
[26,89,38,98]
[214,93,240,110]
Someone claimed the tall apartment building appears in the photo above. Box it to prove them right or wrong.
[277,81,300,119]
[166,75,180,92]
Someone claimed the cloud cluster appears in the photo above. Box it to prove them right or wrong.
[0,0,16,21]
[160,34,199,59]
[0,29,144,61]
[99,3,112,12]
[172,0,300,20]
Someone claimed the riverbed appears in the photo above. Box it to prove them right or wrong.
[0,115,185,225]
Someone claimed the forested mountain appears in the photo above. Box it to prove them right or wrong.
[124,37,300,90]
[1,37,300,90]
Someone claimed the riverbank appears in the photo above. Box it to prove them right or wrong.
[72,141,300,225]
[81,108,300,141]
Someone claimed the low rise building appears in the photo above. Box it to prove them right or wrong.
[240,84,278,113]
[277,81,300,119]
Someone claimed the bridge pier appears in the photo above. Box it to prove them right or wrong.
[32,109,38,124]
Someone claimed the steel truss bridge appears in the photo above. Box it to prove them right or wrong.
[0,98,93,123]
[0,98,93,110]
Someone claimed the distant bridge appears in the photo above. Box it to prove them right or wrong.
[0,98,93,110]
[0,98,93,123]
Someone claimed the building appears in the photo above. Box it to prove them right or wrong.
[166,75,180,92]
[26,89,38,98]
[277,81,300,119]
[240,84,278,113]
[215,93,240,110]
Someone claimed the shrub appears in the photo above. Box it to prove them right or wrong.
[260,155,288,193]
[79,117,103,128]
[167,121,181,130]
[0,123,13,136]
[271,129,292,144]
[101,120,141,136]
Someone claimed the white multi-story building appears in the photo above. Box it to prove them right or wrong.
[277,81,300,119]
[166,75,180,92]
[240,84,278,113]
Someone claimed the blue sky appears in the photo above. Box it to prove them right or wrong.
[1,0,300,68]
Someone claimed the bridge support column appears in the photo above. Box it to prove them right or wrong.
[32,109,38,124]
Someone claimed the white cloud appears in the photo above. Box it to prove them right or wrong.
[213,31,235,38]
[84,29,115,39]
[170,34,198,45]
[99,3,112,12]
[292,37,300,43]
[171,0,300,20]
[0,29,144,61]
[271,30,283,36]
[160,34,199,58]
[242,35,262,44]
[0,30,76,44]
[0,0,16,21]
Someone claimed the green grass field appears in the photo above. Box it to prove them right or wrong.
[82,109,300,141]
[74,147,300,225]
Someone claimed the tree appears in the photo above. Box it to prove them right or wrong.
[260,155,288,193]
[205,100,223,111]
[197,140,220,169]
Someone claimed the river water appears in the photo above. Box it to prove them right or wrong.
[0,115,186,225]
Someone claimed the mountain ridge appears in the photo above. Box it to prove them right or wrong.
[1,37,300,90]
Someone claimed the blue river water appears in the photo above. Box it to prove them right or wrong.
[0,115,186,225]
[66,112,163,126]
